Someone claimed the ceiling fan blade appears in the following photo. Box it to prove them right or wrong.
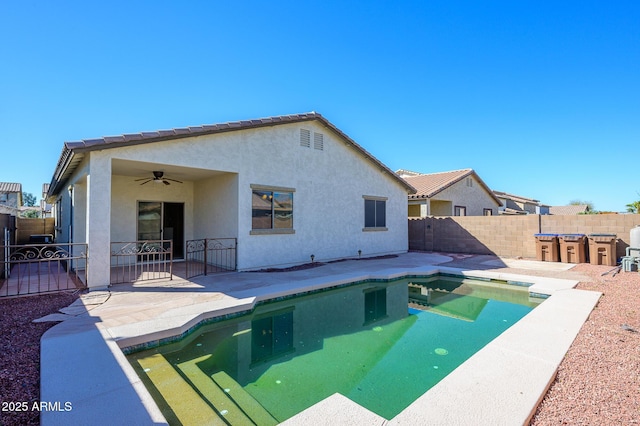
[134,177,151,181]
[139,179,152,185]
[162,180,171,185]
[164,178,183,183]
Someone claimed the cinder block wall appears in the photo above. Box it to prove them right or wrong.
[540,214,640,259]
[409,214,640,260]
[16,218,55,244]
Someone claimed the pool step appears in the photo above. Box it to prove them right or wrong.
[211,371,278,426]
[137,354,226,425]
[177,355,256,425]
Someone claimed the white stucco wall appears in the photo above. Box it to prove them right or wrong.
[193,173,238,239]
[231,122,409,269]
[58,120,409,274]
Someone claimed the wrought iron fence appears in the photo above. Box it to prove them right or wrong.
[186,238,237,278]
[110,240,173,284]
[0,242,88,297]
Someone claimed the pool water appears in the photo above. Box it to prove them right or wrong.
[127,275,542,424]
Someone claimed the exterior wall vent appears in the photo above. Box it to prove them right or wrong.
[300,129,311,148]
[313,132,324,151]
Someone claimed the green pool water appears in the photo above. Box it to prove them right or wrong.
[127,275,542,424]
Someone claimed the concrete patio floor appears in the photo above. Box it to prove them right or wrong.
[39,252,601,425]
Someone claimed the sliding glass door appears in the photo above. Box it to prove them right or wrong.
[137,201,184,259]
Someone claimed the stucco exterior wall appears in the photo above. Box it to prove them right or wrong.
[62,120,409,273]
[230,121,408,269]
[0,192,20,208]
[431,176,498,216]
[193,173,238,239]
[430,200,452,216]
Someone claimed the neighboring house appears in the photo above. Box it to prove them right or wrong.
[47,112,416,289]
[398,169,502,217]
[493,191,550,215]
[40,183,53,218]
[549,205,590,215]
[0,182,22,216]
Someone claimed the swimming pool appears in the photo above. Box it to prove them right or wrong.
[127,274,542,424]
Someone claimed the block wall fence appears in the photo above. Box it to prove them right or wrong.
[15,217,55,245]
[409,214,640,260]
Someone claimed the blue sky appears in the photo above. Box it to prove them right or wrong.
[1,1,638,212]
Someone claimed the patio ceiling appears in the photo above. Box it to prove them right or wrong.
[111,159,228,183]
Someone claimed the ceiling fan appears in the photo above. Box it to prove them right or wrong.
[135,171,183,186]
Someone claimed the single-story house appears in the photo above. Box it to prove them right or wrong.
[47,112,416,289]
[397,169,501,217]
[493,191,550,215]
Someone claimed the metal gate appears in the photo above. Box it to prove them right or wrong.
[0,236,87,297]
[110,240,173,285]
[185,238,237,278]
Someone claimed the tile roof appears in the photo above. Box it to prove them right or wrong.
[48,112,416,196]
[404,168,474,198]
[549,205,590,215]
[0,182,22,193]
[499,207,528,215]
[493,190,540,204]
[403,168,502,205]
[395,169,423,178]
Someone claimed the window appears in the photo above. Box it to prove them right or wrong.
[483,208,493,216]
[251,185,294,234]
[454,206,466,216]
[364,196,387,230]
[0,193,7,203]
[466,177,473,187]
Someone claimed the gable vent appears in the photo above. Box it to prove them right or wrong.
[313,132,324,150]
[300,129,311,148]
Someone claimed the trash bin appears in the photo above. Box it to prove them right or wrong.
[534,234,559,262]
[558,234,587,263]
[587,234,617,266]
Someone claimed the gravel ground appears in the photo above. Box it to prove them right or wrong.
[0,263,637,425]
[530,263,640,425]
[0,291,78,426]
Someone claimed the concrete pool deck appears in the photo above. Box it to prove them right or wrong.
[40,252,601,425]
